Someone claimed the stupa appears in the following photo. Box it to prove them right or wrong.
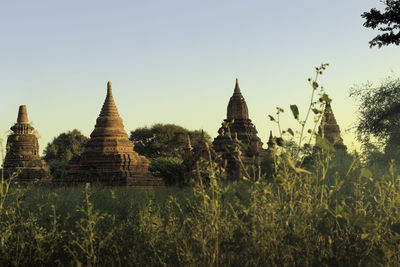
[64,81,162,186]
[318,103,347,151]
[182,132,221,185]
[212,79,263,180]
[3,105,50,181]
[262,131,277,179]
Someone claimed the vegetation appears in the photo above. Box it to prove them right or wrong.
[129,123,211,159]
[43,129,89,163]
[1,66,400,265]
[362,0,400,47]
[149,157,184,186]
[43,129,89,180]
[350,77,400,167]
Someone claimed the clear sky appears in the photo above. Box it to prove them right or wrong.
[1,0,399,162]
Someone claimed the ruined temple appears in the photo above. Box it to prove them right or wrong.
[262,131,277,179]
[3,105,50,181]
[212,79,263,180]
[64,81,162,186]
[318,102,347,151]
[182,132,222,185]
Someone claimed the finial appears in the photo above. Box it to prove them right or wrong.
[267,131,275,148]
[17,105,29,123]
[107,81,112,95]
[234,78,240,93]
[201,129,205,140]
[187,135,192,148]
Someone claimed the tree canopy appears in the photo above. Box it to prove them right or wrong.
[129,123,212,159]
[362,0,400,47]
[350,77,400,158]
[43,129,89,163]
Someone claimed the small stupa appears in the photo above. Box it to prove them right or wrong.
[182,132,221,185]
[262,131,277,179]
[318,103,347,151]
[3,105,50,181]
[212,79,263,180]
[64,81,162,186]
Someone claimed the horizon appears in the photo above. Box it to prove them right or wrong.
[1,1,400,163]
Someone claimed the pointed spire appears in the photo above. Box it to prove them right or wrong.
[100,81,119,117]
[17,105,29,123]
[234,78,240,93]
[227,79,249,120]
[267,131,274,148]
[107,81,112,96]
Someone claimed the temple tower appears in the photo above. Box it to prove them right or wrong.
[182,131,221,185]
[318,103,347,151]
[3,105,50,181]
[65,81,162,186]
[212,79,263,181]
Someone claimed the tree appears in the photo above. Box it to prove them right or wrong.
[129,123,212,159]
[149,157,184,186]
[350,77,400,160]
[43,129,89,162]
[43,129,89,180]
[362,0,400,47]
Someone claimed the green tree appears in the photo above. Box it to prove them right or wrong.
[43,129,89,179]
[43,129,89,162]
[350,77,400,161]
[149,157,184,186]
[362,0,400,47]
[129,123,211,159]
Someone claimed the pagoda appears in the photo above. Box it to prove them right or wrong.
[3,105,50,181]
[212,79,263,181]
[318,103,347,151]
[182,132,222,185]
[262,131,277,179]
[64,81,162,186]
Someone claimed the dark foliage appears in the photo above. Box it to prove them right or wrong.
[149,157,184,186]
[43,129,89,163]
[362,0,400,47]
[129,123,211,159]
[350,77,400,162]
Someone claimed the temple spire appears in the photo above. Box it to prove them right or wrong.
[234,78,240,93]
[267,131,274,148]
[17,105,29,123]
[107,81,112,96]
[227,79,249,120]
[100,81,119,117]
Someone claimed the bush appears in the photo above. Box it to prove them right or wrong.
[149,157,184,186]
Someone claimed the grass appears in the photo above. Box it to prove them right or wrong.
[0,158,400,266]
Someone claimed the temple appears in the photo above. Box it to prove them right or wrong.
[182,132,221,185]
[212,79,263,181]
[318,103,347,151]
[3,105,50,181]
[262,131,276,179]
[64,81,162,186]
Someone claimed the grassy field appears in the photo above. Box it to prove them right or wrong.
[1,153,400,266]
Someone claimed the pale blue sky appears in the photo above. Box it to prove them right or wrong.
[1,1,399,161]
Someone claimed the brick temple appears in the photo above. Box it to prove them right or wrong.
[212,79,263,181]
[318,102,347,151]
[3,105,50,181]
[63,81,162,186]
[182,132,222,185]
